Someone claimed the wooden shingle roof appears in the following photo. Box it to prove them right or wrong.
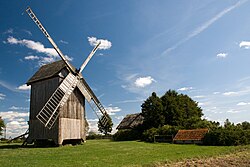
[173,129,208,141]
[27,60,77,84]
[116,113,144,130]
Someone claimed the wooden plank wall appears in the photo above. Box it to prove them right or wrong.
[28,77,60,143]
[28,74,87,145]
[59,88,86,143]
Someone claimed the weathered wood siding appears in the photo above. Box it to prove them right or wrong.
[29,77,59,119]
[28,73,86,145]
[28,77,60,144]
[59,88,84,119]
[58,88,86,144]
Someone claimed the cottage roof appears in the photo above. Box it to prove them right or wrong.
[116,113,144,130]
[27,60,77,84]
[173,129,208,141]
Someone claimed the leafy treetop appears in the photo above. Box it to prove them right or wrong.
[141,90,204,129]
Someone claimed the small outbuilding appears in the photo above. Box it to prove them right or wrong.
[173,128,208,144]
[116,113,144,130]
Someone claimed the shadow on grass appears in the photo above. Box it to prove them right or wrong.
[0,142,58,149]
[0,144,34,149]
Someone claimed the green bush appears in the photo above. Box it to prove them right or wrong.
[86,132,103,140]
[142,128,158,142]
[159,125,179,136]
[203,129,250,146]
[142,125,180,142]
[113,129,142,141]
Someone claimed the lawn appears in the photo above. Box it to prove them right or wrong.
[0,140,249,167]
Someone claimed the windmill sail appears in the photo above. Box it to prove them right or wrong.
[77,78,110,126]
[26,6,111,129]
[36,73,79,129]
[26,7,75,74]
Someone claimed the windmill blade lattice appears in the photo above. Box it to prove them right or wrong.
[26,6,111,129]
[26,7,75,74]
[77,78,110,127]
[36,73,79,129]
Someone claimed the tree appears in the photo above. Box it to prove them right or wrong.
[161,90,203,129]
[141,92,164,129]
[238,121,250,130]
[224,119,234,129]
[98,114,113,135]
[0,117,5,136]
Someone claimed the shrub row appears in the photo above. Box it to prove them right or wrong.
[203,129,250,146]
[113,129,142,141]
[113,125,179,142]
[142,125,179,142]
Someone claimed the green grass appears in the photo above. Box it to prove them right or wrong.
[0,140,249,167]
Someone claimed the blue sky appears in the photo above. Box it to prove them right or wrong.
[1,0,250,137]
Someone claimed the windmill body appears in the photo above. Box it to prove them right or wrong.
[24,7,111,146]
[27,61,86,145]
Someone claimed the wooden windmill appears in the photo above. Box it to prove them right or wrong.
[25,7,111,146]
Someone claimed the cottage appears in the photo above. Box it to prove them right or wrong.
[173,128,208,144]
[116,113,144,130]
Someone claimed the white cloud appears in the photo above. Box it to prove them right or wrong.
[237,102,250,106]
[23,30,32,36]
[0,93,6,100]
[87,118,99,133]
[3,28,13,34]
[0,111,29,138]
[120,73,157,96]
[116,99,144,104]
[213,92,220,95]
[65,55,73,61]
[178,87,193,91]
[239,41,250,49]
[7,36,58,56]
[115,116,124,120]
[38,57,56,66]
[6,121,28,138]
[223,91,238,96]
[193,95,205,99]
[59,40,69,44]
[105,106,121,115]
[0,111,29,120]
[217,53,228,58]
[6,36,65,66]
[88,37,112,50]
[134,76,156,88]
[198,102,205,106]
[0,80,20,93]
[227,109,241,113]
[24,55,39,60]
[16,84,31,91]
[161,0,246,55]
[9,106,29,110]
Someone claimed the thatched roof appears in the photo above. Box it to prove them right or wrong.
[116,113,144,130]
[173,129,208,141]
[27,60,77,84]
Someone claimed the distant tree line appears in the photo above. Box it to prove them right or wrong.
[204,119,250,146]
[113,90,250,145]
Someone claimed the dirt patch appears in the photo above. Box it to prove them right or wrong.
[160,149,250,167]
